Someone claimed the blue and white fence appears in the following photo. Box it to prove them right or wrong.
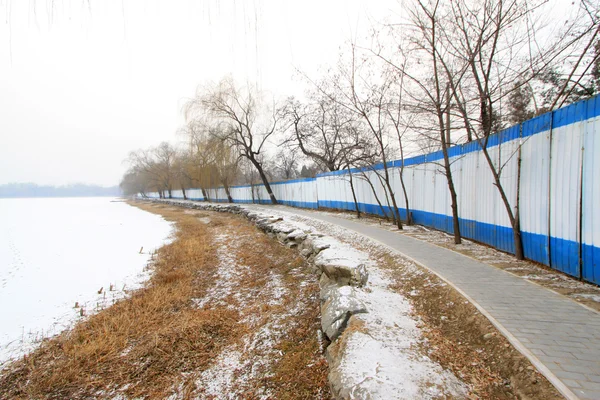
[142,95,600,286]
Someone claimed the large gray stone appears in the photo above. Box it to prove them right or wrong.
[321,285,367,341]
[287,229,308,241]
[315,248,369,287]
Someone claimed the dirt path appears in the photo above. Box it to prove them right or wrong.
[0,202,329,399]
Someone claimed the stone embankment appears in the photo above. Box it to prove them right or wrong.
[146,199,374,396]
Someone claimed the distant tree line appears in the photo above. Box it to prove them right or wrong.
[0,183,120,198]
[122,0,599,260]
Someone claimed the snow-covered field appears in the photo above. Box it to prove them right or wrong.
[0,197,172,365]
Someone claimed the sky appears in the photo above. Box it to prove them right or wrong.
[0,0,578,187]
[0,0,400,187]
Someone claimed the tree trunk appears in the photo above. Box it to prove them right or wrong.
[441,141,461,244]
[397,135,412,225]
[201,188,209,202]
[249,157,277,205]
[182,187,187,200]
[347,166,361,218]
[399,163,412,225]
[361,172,389,221]
[224,185,233,203]
[513,217,525,260]
[375,172,396,224]
[480,140,525,260]
[382,165,403,230]
[514,144,525,260]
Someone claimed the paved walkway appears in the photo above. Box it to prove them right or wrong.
[246,204,600,400]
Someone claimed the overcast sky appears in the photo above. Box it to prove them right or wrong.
[0,0,577,187]
[0,0,401,187]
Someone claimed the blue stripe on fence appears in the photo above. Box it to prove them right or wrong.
[550,237,581,278]
[270,177,317,186]
[159,187,599,284]
[316,198,596,283]
[229,177,316,189]
[318,94,600,178]
[583,243,600,285]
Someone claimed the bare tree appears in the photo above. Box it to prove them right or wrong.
[372,2,463,240]
[153,142,177,198]
[273,148,299,180]
[385,67,414,225]
[186,78,279,204]
[327,44,410,229]
[207,136,239,202]
[179,119,223,201]
[281,82,370,173]
[433,0,599,259]
[125,145,172,199]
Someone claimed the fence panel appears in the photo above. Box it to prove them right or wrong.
[582,98,600,283]
[549,102,585,278]
[520,114,552,265]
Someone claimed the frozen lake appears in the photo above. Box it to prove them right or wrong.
[0,197,172,365]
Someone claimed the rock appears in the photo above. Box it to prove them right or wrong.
[325,318,371,400]
[483,333,495,340]
[271,224,295,235]
[277,232,290,242]
[265,216,283,224]
[315,248,369,287]
[310,237,332,252]
[319,274,338,302]
[300,248,312,257]
[287,229,308,242]
[321,285,367,341]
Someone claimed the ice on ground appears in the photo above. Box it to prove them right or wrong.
[0,197,173,366]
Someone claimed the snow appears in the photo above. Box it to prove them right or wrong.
[197,348,245,399]
[338,267,467,399]
[573,293,600,302]
[189,223,301,399]
[0,197,172,365]
[315,245,370,269]
[241,204,468,398]
[192,232,249,309]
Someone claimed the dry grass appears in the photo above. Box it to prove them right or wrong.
[190,210,329,398]
[0,202,329,399]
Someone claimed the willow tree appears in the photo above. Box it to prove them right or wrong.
[186,78,279,204]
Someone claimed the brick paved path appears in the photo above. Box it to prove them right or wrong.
[246,205,600,400]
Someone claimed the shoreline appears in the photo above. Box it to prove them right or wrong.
[0,200,329,398]
[0,197,172,367]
